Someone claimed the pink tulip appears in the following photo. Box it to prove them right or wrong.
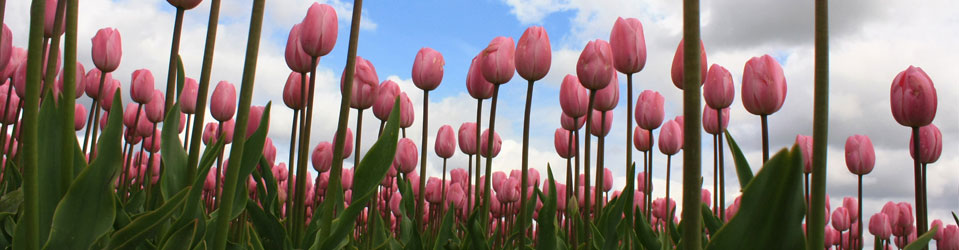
[554,128,576,159]
[589,110,613,137]
[262,137,276,166]
[426,177,443,203]
[702,105,729,135]
[658,120,683,155]
[0,89,19,125]
[576,39,614,90]
[795,135,813,174]
[143,132,161,153]
[466,55,494,100]
[703,64,734,109]
[342,56,379,110]
[843,197,858,221]
[633,127,650,151]
[394,138,418,174]
[559,74,589,118]
[122,103,139,128]
[1,47,26,82]
[398,92,414,129]
[450,168,467,187]
[373,80,400,121]
[592,73,619,111]
[44,0,66,37]
[515,26,551,81]
[560,112,585,131]
[895,228,917,248]
[652,198,676,220]
[480,37,515,84]
[179,77,198,114]
[492,171,507,193]
[602,168,612,192]
[210,81,236,122]
[311,142,333,173]
[635,90,665,130]
[390,192,403,216]
[283,72,304,110]
[74,104,87,131]
[609,17,646,74]
[435,125,456,159]
[130,69,155,104]
[890,66,937,127]
[869,213,892,240]
[136,115,154,137]
[285,23,313,73]
[939,225,959,250]
[99,80,120,111]
[83,68,112,99]
[54,62,85,99]
[202,122,217,145]
[895,202,913,230]
[844,135,875,175]
[12,62,26,98]
[457,122,477,155]
[332,128,353,158]
[741,54,787,115]
[91,28,122,72]
[480,129,502,158]
[909,124,942,163]
[670,39,707,89]
[0,24,11,72]
[167,0,203,9]
[246,105,266,137]
[412,47,445,91]
[881,202,900,226]
[299,3,338,58]
[447,184,466,209]
[145,91,165,123]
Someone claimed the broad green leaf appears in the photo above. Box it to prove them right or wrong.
[108,187,191,250]
[72,142,87,179]
[160,219,197,250]
[633,201,661,250]
[431,204,455,250]
[2,158,21,191]
[161,104,189,200]
[370,206,388,248]
[312,98,400,250]
[396,176,421,249]
[600,182,627,249]
[0,188,22,213]
[705,146,805,250]
[254,157,279,215]
[42,91,124,250]
[246,199,290,250]
[589,222,606,250]
[535,167,558,250]
[724,131,753,189]
[230,103,271,220]
[903,227,937,250]
[247,223,266,250]
[38,90,70,241]
[701,204,722,236]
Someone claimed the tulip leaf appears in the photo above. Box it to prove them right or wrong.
[535,166,558,250]
[37,90,71,241]
[246,199,290,250]
[161,104,189,200]
[724,131,753,190]
[2,159,21,191]
[903,227,937,250]
[952,211,958,225]
[701,204,722,236]
[108,187,190,250]
[160,219,197,250]
[230,103,271,220]
[705,146,805,250]
[176,55,185,98]
[465,209,489,250]
[431,203,455,250]
[396,176,422,250]
[0,188,22,214]
[312,98,400,250]
[42,91,124,250]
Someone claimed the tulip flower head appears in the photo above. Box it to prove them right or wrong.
[434,125,456,159]
[909,124,942,164]
[480,36,516,85]
[299,3,338,58]
[741,54,787,116]
[890,66,937,128]
[412,47,445,91]
[670,39,707,89]
[609,17,646,74]
[91,27,122,72]
[576,39,614,90]
[515,26,551,81]
[844,135,875,175]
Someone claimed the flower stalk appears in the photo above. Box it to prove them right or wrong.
[681,0,703,248]
[808,0,830,248]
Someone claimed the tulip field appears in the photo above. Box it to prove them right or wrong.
[0,0,956,249]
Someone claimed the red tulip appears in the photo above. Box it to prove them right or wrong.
[91,28,122,72]
[633,127,650,152]
[658,119,682,155]
[702,105,729,135]
[285,23,313,73]
[398,92,414,129]
[299,3,338,58]
[795,135,813,174]
[589,110,613,137]
[909,124,942,163]
[466,55,494,100]
[342,56,379,109]
[559,74,589,118]
[394,138,418,174]
[0,24,12,77]
[703,64,734,109]
[576,39,614,90]
[890,66,937,127]
[372,80,400,121]
[869,213,892,240]
[332,128,353,158]
[210,81,236,122]
[412,47,445,91]
[435,125,456,159]
[560,112,585,131]
[457,122,477,155]
[167,0,203,10]
[311,141,333,173]
[481,37,515,85]
[635,90,664,130]
[592,73,619,111]
[515,26,551,81]
[83,68,113,99]
[670,39,707,89]
[480,128,502,158]
[145,90,165,123]
[74,103,87,131]
[844,135,875,175]
[609,17,646,74]
[554,128,576,159]
[741,54,787,115]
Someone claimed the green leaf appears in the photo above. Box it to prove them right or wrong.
[230,103,271,220]
[176,55,186,98]
[589,222,606,250]
[246,199,290,250]
[108,187,191,250]
[952,211,959,225]
[705,146,805,250]
[599,183,626,249]
[254,157,279,215]
[2,158,21,191]
[0,188,23,214]
[535,167,558,250]
[903,227,937,250]
[160,219,197,250]
[37,90,71,241]
[701,204,722,236]
[634,198,661,250]
[431,204,455,250]
[312,98,400,250]
[161,104,189,200]
[724,131,753,190]
[42,91,124,250]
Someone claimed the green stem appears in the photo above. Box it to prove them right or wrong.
[211,0,265,248]
[164,8,185,111]
[61,0,79,190]
[681,0,703,247]
[17,0,47,249]
[88,75,107,158]
[473,99,482,210]
[858,174,863,250]
[647,129,654,220]
[285,109,298,229]
[761,115,769,164]
[595,112,605,218]
[718,118,726,221]
[912,127,926,249]
[519,79,534,243]
[417,90,429,230]
[625,73,635,227]
[808,0,829,248]
[41,0,66,95]
[481,85,500,230]
[583,91,595,226]
[186,0,222,179]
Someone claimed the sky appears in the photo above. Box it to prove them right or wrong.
[5,0,957,244]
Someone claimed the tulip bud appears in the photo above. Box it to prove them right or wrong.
[91,28,122,72]
[703,64,735,109]
[457,122,477,155]
[589,110,613,137]
[560,112,585,131]
[592,73,619,111]
[795,135,813,174]
[180,77,199,114]
[398,92,414,128]
[832,207,851,231]
[412,47,445,91]
[99,80,120,111]
[167,0,203,10]
[285,23,313,73]
[299,3,338,58]
[633,127,650,152]
[844,135,875,175]
[210,81,237,122]
[311,142,333,173]
[481,37,516,85]
[635,90,665,130]
[246,105,266,137]
[342,56,379,110]
[515,26,551,81]
[670,39,707,89]
[372,80,400,121]
[658,120,682,155]
[467,55,495,100]
[145,90,165,123]
[55,62,85,99]
[394,138,418,174]
[74,103,87,131]
[0,90,19,125]
[0,24,11,73]
[576,39,614,90]
[559,74,589,118]
[83,68,113,99]
[1,47,26,82]
[435,125,455,159]
[890,66,937,128]
[909,123,942,164]
[44,0,66,37]
[702,105,729,135]
[480,129,502,158]
[609,17,646,74]
[869,213,892,240]
[741,54,787,115]
[554,128,576,159]
[332,128,353,158]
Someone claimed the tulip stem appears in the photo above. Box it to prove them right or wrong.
[911,126,927,248]
[467,154,473,214]
[441,158,448,211]
[186,0,222,180]
[713,133,718,214]
[17,0,46,248]
[718,108,726,221]
[61,0,79,191]
[89,74,107,159]
[417,90,429,230]
[647,130,654,220]
[183,114,192,148]
[625,73,635,227]
[519,79,534,244]
[761,114,769,164]
[681,0,704,247]
[482,85,500,231]
[285,108,299,227]
[211,0,265,248]
[164,7,185,111]
[565,128,573,234]
[356,108,364,165]
[121,104,145,201]
[595,112,606,218]
[473,98,482,210]
[857,174,863,250]
[809,0,830,248]
[583,90,595,228]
